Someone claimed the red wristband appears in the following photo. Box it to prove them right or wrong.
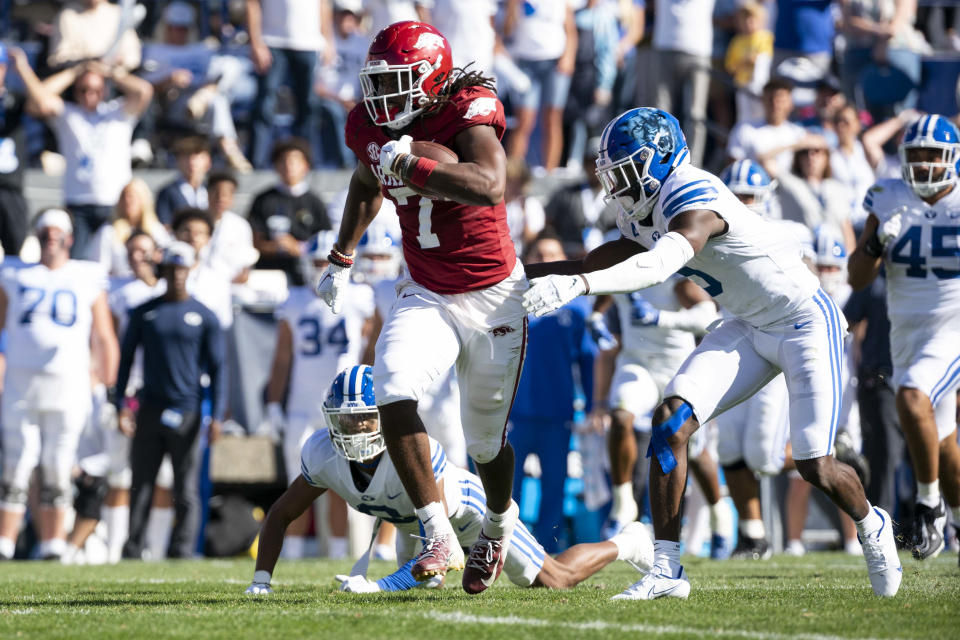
[409,156,438,188]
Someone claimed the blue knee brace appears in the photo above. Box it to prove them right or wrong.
[646,402,693,474]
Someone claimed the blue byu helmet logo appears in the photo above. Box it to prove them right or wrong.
[596,108,689,221]
[719,159,777,216]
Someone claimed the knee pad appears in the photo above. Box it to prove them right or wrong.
[467,439,503,465]
[0,482,28,510]
[646,401,693,474]
[74,472,109,520]
[745,446,783,477]
[39,484,72,508]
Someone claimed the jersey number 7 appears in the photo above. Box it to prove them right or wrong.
[389,186,439,249]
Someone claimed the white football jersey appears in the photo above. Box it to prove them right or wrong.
[864,179,960,325]
[614,277,695,373]
[108,275,166,393]
[0,259,106,375]
[277,283,375,418]
[617,163,821,328]
[299,428,461,538]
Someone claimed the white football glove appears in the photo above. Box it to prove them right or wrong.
[379,134,413,179]
[522,275,587,317]
[877,211,903,247]
[335,574,381,593]
[245,582,273,596]
[316,262,351,314]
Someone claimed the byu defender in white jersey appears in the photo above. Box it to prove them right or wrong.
[265,231,375,558]
[524,108,900,599]
[360,226,468,468]
[0,209,119,561]
[245,366,654,595]
[849,114,960,562]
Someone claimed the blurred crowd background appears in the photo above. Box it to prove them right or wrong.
[0,0,958,563]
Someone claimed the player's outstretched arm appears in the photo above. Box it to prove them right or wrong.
[848,213,890,291]
[248,476,326,594]
[524,236,644,279]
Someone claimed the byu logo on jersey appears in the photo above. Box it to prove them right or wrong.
[464,97,497,121]
[652,231,661,241]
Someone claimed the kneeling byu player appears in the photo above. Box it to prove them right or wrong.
[246,365,653,594]
[523,108,901,599]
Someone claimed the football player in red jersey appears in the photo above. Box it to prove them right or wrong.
[316,21,526,595]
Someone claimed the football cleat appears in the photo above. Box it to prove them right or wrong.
[462,532,506,594]
[610,521,655,571]
[859,507,902,597]
[731,535,772,560]
[612,565,691,601]
[410,533,464,581]
[911,498,947,560]
[710,534,732,560]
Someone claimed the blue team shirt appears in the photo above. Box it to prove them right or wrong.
[774,0,834,54]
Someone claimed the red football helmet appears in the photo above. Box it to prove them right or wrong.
[359,21,453,130]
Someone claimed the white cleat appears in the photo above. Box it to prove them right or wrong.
[860,507,902,598]
[610,521,655,572]
[612,565,691,601]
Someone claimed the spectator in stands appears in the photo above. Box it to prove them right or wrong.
[772,0,834,83]
[155,136,211,228]
[313,0,369,168]
[611,0,646,114]
[503,0,578,172]
[544,138,618,257]
[766,135,857,249]
[510,231,595,553]
[88,178,169,277]
[24,60,153,259]
[0,45,32,257]
[830,104,880,227]
[248,138,330,285]
[363,0,432,34]
[798,76,847,147]
[649,0,715,167]
[206,171,258,285]
[727,77,806,177]
[117,241,224,560]
[247,0,334,169]
[171,209,235,332]
[504,159,545,257]
[429,0,498,76]
[141,2,252,172]
[48,0,142,72]
[725,1,773,125]
[839,0,927,119]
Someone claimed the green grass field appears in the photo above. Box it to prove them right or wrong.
[1,553,957,639]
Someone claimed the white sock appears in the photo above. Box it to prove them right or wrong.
[854,504,883,538]
[373,543,396,560]
[281,535,307,560]
[327,536,348,559]
[653,539,682,573]
[709,500,732,537]
[917,481,940,508]
[0,537,14,559]
[104,506,129,565]
[40,538,66,558]
[415,502,453,539]
[483,501,519,539]
[740,518,766,540]
[611,482,635,521]
[145,507,174,560]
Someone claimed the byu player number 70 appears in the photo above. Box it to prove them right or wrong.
[523,107,901,599]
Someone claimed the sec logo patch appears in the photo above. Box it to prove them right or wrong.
[366,142,380,162]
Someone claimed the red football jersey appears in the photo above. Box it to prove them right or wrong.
[345,85,516,295]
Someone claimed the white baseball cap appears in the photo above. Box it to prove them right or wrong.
[34,208,73,234]
[160,241,196,268]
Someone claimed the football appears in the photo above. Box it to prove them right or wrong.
[406,141,458,198]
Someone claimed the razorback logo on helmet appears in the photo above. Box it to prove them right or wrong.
[414,32,446,50]
[464,97,497,121]
[366,142,380,162]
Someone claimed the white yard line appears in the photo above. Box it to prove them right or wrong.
[426,611,905,640]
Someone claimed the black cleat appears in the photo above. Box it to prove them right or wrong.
[731,535,772,560]
[911,498,946,560]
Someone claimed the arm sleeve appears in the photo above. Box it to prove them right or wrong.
[657,300,719,335]
[843,288,867,325]
[201,312,227,421]
[114,310,142,407]
[583,232,695,295]
[375,558,423,592]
